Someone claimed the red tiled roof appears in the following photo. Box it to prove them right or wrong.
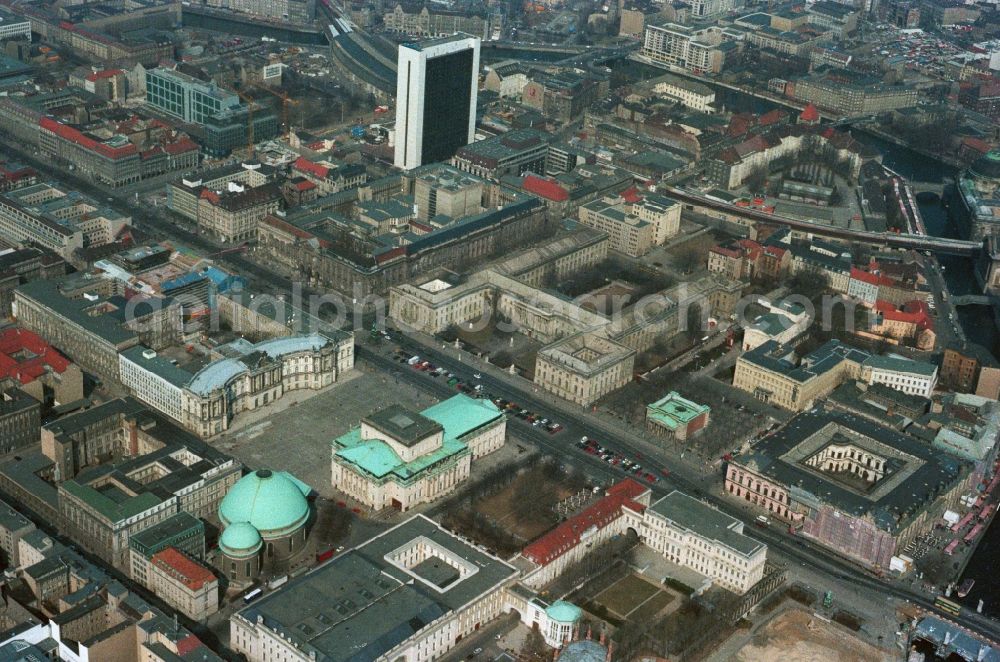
[175,634,203,656]
[522,479,647,566]
[293,156,329,179]
[39,116,137,159]
[0,328,71,385]
[737,238,762,260]
[621,187,642,204]
[199,189,220,205]
[758,109,787,126]
[710,244,743,259]
[800,103,820,122]
[850,266,895,287]
[521,174,569,202]
[294,179,316,192]
[151,548,216,591]
[163,138,198,155]
[85,69,123,82]
[875,299,931,329]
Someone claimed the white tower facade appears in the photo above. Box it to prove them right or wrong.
[394,35,480,171]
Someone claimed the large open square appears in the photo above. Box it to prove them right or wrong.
[211,363,440,498]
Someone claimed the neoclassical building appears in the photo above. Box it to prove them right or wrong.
[120,332,354,437]
[331,394,505,511]
[217,469,312,585]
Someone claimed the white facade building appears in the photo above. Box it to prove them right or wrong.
[394,35,480,170]
[0,9,31,41]
[639,491,767,594]
[861,355,938,398]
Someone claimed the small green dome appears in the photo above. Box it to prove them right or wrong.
[219,522,263,557]
[219,469,310,536]
[545,601,583,623]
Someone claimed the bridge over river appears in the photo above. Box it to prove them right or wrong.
[660,186,980,256]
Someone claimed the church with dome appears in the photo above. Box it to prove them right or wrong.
[957,148,1000,241]
[217,469,312,585]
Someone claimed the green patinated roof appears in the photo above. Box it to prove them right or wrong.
[545,601,583,623]
[333,394,502,483]
[220,521,263,556]
[421,394,503,439]
[218,469,311,534]
[647,391,710,429]
[335,430,469,481]
[61,480,164,523]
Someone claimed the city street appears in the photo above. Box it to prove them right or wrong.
[361,332,1000,642]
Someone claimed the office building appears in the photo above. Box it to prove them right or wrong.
[0,183,132,261]
[0,385,40,454]
[145,68,241,125]
[13,274,180,380]
[148,547,219,620]
[451,128,551,181]
[394,35,480,170]
[641,491,766,594]
[725,409,969,570]
[639,23,733,74]
[578,193,681,256]
[129,512,206,587]
[0,8,31,41]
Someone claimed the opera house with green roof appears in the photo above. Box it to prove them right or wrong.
[331,393,506,511]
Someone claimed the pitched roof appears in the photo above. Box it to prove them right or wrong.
[800,103,820,122]
[522,479,647,565]
[151,547,216,590]
[0,327,71,384]
[521,174,569,202]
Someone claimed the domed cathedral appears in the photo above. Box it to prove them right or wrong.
[969,149,1000,197]
[957,148,1000,241]
[217,469,312,585]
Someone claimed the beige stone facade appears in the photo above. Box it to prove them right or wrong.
[578,194,681,256]
[149,548,219,621]
[390,232,742,405]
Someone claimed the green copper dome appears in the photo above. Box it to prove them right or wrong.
[219,522,263,557]
[545,601,583,623]
[218,469,310,536]
[971,149,1000,181]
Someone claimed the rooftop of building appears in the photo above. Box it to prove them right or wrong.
[649,491,763,557]
[454,128,551,167]
[150,548,216,591]
[863,354,937,377]
[523,480,647,566]
[234,515,518,662]
[363,404,442,447]
[647,391,710,429]
[129,512,204,556]
[740,339,869,384]
[334,394,502,481]
[0,327,72,385]
[14,277,142,346]
[538,332,635,377]
[218,469,310,534]
[735,409,970,532]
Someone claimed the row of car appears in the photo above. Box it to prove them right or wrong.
[490,397,563,434]
[577,437,662,484]
[394,350,565,434]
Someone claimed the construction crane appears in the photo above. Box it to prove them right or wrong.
[234,88,256,156]
[247,83,300,139]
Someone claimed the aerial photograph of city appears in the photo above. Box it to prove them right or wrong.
[3,0,1000,660]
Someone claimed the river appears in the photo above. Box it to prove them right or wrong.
[851,130,1000,617]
